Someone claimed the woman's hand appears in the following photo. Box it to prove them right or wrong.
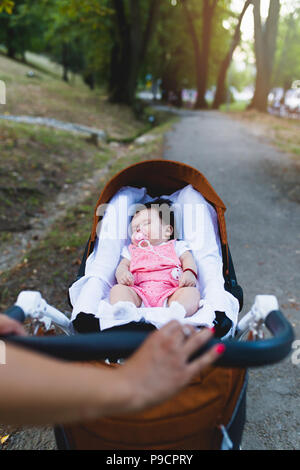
[0,314,27,336]
[117,321,224,414]
[179,270,197,287]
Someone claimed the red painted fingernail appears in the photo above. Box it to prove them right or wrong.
[215,343,226,355]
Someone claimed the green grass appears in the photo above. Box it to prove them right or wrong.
[0,52,146,139]
[275,140,300,156]
[25,51,70,81]
[0,119,115,237]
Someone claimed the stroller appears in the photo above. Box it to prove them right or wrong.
[2,159,294,450]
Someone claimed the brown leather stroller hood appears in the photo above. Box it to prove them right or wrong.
[88,159,229,275]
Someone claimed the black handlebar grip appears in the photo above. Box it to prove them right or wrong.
[213,310,294,368]
[1,310,294,368]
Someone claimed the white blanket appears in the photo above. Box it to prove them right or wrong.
[69,184,239,331]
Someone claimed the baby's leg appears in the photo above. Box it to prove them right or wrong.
[167,287,200,317]
[110,284,142,307]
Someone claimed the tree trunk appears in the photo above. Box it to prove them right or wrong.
[273,12,295,94]
[62,42,69,82]
[248,0,280,112]
[212,0,252,109]
[280,80,292,105]
[109,0,159,106]
[195,0,217,109]
[181,0,203,107]
[108,0,131,103]
[181,0,218,110]
[126,0,143,104]
[6,27,16,59]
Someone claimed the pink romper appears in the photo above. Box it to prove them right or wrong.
[128,239,182,307]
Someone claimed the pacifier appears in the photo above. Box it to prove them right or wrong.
[132,230,150,248]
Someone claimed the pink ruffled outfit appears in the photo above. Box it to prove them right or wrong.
[128,239,183,307]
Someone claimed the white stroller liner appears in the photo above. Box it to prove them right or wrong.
[69,184,239,331]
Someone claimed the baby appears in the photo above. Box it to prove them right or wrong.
[110,198,200,318]
[72,197,233,337]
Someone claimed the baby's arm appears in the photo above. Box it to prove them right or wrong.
[116,258,134,286]
[179,251,198,287]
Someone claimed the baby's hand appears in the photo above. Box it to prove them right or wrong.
[116,269,134,286]
[178,270,197,288]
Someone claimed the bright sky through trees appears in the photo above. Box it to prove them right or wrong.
[230,0,299,40]
[226,0,299,70]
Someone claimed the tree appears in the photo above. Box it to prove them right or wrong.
[0,0,14,14]
[144,1,195,106]
[181,0,219,109]
[273,5,300,102]
[108,0,160,105]
[0,0,45,59]
[248,0,281,112]
[59,0,160,104]
[181,0,231,109]
[43,0,113,86]
[44,5,83,83]
[212,0,252,109]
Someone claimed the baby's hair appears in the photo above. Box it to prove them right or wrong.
[133,197,176,240]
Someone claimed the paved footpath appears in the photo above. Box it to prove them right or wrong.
[162,107,300,450]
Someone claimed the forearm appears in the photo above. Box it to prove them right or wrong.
[181,251,197,273]
[0,323,223,426]
[0,343,133,425]
[116,258,130,277]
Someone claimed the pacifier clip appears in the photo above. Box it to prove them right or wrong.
[137,239,183,281]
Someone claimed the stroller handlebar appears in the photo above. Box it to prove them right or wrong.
[2,305,294,368]
[4,305,26,323]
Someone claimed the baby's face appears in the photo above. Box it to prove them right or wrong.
[130,209,172,246]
